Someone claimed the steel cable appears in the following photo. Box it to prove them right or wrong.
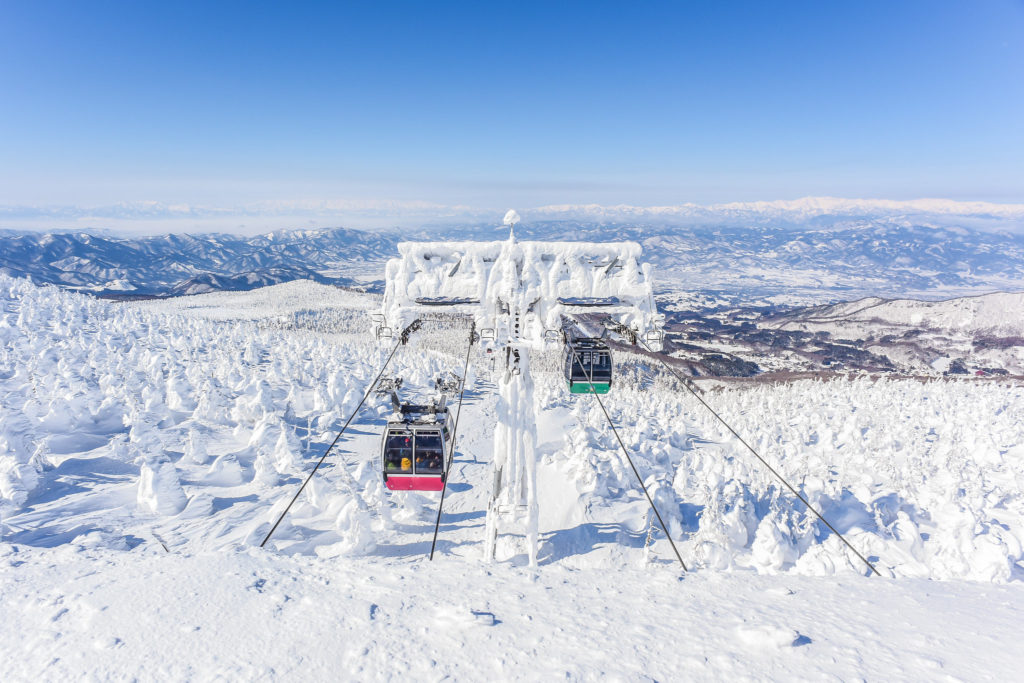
[636,337,881,577]
[429,322,476,560]
[259,336,404,548]
[569,347,688,571]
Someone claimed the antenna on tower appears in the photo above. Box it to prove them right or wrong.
[503,209,520,240]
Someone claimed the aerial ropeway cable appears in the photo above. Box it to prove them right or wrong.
[568,346,689,571]
[632,335,882,577]
[259,323,413,549]
[429,322,476,560]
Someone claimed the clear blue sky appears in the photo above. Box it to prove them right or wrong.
[1,0,1023,213]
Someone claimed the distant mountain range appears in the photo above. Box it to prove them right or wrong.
[2,220,1023,301]
[0,228,396,296]
[477,221,1024,302]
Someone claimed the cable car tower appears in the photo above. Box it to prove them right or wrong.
[378,210,664,565]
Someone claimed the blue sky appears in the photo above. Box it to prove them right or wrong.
[1,0,1023,221]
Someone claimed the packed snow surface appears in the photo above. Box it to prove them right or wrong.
[2,274,1023,678]
[4,548,1023,680]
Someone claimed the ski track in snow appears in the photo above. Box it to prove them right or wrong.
[2,274,1024,678]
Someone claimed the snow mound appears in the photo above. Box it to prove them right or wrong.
[735,623,800,649]
[137,459,187,515]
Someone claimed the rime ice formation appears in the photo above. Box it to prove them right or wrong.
[380,234,664,349]
[0,269,1021,581]
[380,232,668,566]
[484,348,540,565]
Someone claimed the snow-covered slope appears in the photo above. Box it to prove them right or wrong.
[5,549,1023,680]
[144,279,380,321]
[760,292,1024,375]
[774,292,1024,338]
[2,275,1023,677]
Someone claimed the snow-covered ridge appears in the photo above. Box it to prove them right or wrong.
[773,291,1024,337]
[0,227,392,296]
[0,198,474,221]
[5,221,1024,303]
[5,196,1024,224]
[139,279,380,322]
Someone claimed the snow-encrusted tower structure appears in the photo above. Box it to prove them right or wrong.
[379,215,665,565]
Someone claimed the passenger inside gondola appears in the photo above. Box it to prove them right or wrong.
[415,431,444,474]
[384,432,413,473]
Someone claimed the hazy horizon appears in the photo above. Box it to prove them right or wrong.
[1,195,1023,237]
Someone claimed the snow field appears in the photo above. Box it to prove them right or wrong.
[141,277,379,316]
[3,273,1024,678]
[141,278,381,335]
[0,275,455,555]
[530,349,1024,581]
[3,548,1023,680]
[3,273,1023,582]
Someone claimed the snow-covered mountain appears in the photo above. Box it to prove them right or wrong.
[772,292,1024,338]
[5,196,1023,231]
[528,197,1024,225]
[0,228,397,296]
[4,220,1024,301]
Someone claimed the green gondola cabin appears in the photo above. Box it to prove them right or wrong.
[564,338,613,394]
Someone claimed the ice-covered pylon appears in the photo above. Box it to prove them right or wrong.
[484,346,539,566]
[503,209,520,240]
[377,211,667,567]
